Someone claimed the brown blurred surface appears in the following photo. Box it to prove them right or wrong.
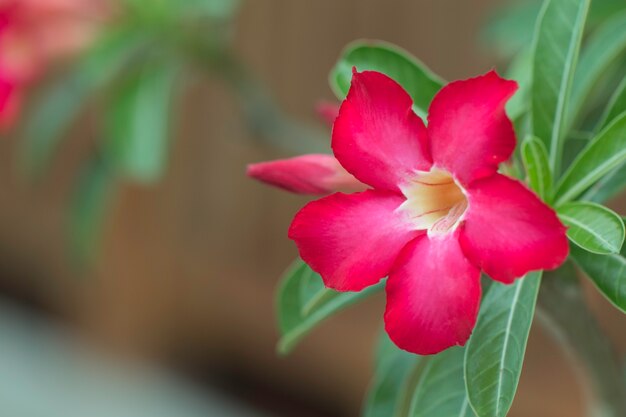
[0,1,625,416]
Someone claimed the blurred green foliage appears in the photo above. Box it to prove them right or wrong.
[18,0,327,263]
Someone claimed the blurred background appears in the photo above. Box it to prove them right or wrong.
[0,0,625,416]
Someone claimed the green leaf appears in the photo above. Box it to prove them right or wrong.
[329,41,444,117]
[409,347,475,417]
[582,162,626,203]
[557,202,624,254]
[531,0,590,175]
[363,332,420,417]
[105,64,179,183]
[580,79,626,203]
[465,272,542,417]
[598,75,626,130]
[555,112,626,204]
[186,0,241,18]
[276,260,383,355]
[567,10,626,129]
[482,0,543,57]
[68,155,117,264]
[19,28,148,177]
[521,136,552,200]
[505,49,533,121]
[372,331,409,371]
[571,236,626,313]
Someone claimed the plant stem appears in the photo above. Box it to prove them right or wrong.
[536,265,626,417]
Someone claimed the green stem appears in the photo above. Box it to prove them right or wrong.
[536,265,626,417]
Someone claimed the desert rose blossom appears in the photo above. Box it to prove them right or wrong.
[0,0,108,128]
[249,69,569,355]
[247,154,366,195]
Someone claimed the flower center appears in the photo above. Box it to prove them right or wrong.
[398,168,468,236]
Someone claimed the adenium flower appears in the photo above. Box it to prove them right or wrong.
[247,154,365,195]
[249,69,568,355]
[0,0,107,129]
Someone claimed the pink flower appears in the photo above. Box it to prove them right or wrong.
[250,69,569,355]
[247,154,365,195]
[0,0,107,129]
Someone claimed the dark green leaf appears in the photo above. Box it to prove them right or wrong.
[329,41,444,117]
[409,347,475,417]
[598,75,626,130]
[580,79,626,202]
[68,155,116,264]
[363,332,420,417]
[521,136,552,200]
[465,272,542,417]
[555,112,626,204]
[482,0,543,57]
[571,236,626,313]
[276,260,383,355]
[505,49,533,121]
[531,0,590,175]
[105,64,179,183]
[186,0,241,18]
[483,0,626,57]
[567,11,626,129]
[582,162,626,203]
[557,202,624,254]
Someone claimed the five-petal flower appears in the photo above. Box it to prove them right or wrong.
[249,69,569,355]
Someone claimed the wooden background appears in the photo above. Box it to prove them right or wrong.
[0,1,624,416]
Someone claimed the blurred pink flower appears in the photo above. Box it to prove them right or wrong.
[0,0,109,129]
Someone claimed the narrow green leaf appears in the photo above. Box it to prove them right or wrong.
[580,79,626,202]
[531,0,590,175]
[505,49,533,121]
[567,10,626,128]
[276,260,383,355]
[105,64,179,183]
[185,0,241,18]
[557,202,624,254]
[555,112,626,204]
[521,136,552,200]
[598,75,626,130]
[582,162,626,203]
[409,347,475,417]
[363,332,420,417]
[465,272,542,417]
[68,155,116,264]
[329,41,444,117]
[571,237,626,313]
[20,28,148,177]
[482,0,543,57]
[373,330,410,372]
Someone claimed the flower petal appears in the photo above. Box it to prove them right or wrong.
[459,174,569,283]
[384,233,481,355]
[247,154,366,195]
[289,190,421,291]
[0,77,19,130]
[428,70,517,185]
[332,70,432,192]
